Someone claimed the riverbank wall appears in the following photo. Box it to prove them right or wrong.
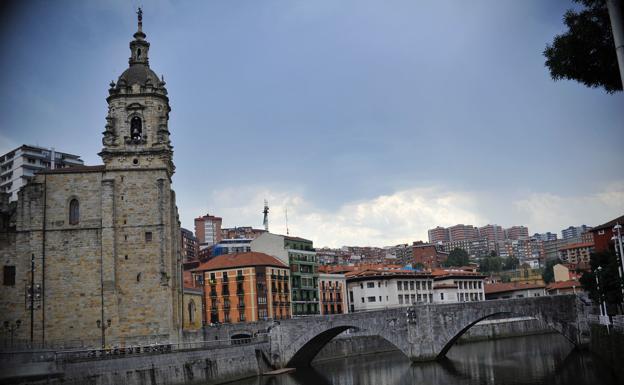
[0,343,267,385]
[588,317,624,380]
[0,317,556,385]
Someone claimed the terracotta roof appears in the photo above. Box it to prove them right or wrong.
[192,252,287,271]
[485,282,545,294]
[345,269,431,280]
[558,242,594,250]
[546,280,583,291]
[37,165,106,174]
[431,269,485,279]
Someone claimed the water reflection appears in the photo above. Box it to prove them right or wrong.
[231,334,619,385]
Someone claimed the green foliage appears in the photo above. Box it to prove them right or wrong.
[444,248,470,267]
[580,251,623,313]
[503,256,520,271]
[544,0,622,93]
[479,254,503,273]
[542,258,561,284]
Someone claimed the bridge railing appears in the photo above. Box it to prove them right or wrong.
[613,315,624,332]
[1,335,269,364]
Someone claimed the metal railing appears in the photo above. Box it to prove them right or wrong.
[51,335,269,363]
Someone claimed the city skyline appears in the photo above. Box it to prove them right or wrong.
[1,0,623,248]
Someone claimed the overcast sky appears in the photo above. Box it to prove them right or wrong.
[0,0,622,247]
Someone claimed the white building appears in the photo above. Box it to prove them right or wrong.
[432,271,486,303]
[346,270,434,312]
[0,145,84,201]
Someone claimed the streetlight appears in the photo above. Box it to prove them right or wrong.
[96,319,112,349]
[613,223,624,305]
[3,320,21,349]
[595,266,610,325]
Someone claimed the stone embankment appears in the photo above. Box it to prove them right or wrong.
[0,316,562,385]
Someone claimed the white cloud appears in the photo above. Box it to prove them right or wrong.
[513,182,624,233]
[178,182,624,248]
[180,185,485,248]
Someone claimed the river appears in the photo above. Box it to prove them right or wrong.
[230,333,619,385]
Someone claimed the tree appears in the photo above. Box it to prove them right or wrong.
[544,0,622,93]
[479,254,503,273]
[580,251,623,314]
[542,258,562,284]
[444,248,470,267]
[503,256,520,271]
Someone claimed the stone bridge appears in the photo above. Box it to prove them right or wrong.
[264,295,589,368]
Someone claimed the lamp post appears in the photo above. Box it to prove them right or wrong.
[613,223,624,306]
[595,266,610,325]
[96,319,111,349]
[3,320,21,349]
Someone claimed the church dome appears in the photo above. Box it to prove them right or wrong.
[118,64,160,86]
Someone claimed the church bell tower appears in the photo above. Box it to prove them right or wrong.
[100,8,174,177]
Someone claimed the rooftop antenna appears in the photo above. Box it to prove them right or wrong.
[262,200,269,232]
[285,207,290,235]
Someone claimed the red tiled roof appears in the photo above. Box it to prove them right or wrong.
[484,282,545,294]
[546,280,583,291]
[192,252,287,271]
[345,269,431,280]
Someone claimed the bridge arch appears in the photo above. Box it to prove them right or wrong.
[433,297,587,359]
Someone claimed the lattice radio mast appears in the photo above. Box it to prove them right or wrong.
[262,200,269,232]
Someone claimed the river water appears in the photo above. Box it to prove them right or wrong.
[232,333,619,385]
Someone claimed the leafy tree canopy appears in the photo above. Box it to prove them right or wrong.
[580,251,623,313]
[542,258,562,284]
[544,0,622,93]
[444,248,470,267]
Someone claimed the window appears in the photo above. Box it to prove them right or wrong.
[145,232,152,242]
[410,281,414,290]
[188,300,196,323]
[440,293,444,300]
[3,266,15,286]
[397,281,403,290]
[367,296,376,302]
[398,295,403,304]
[130,117,142,140]
[367,282,375,288]
[361,297,365,303]
[69,199,79,225]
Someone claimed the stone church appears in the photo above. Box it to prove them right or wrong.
[0,11,183,348]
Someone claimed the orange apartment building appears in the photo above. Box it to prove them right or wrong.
[318,273,348,315]
[193,252,291,324]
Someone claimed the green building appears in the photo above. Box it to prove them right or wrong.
[251,233,320,315]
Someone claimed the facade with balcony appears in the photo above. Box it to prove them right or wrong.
[318,273,348,315]
[251,233,320,316]
[193,251,291,324]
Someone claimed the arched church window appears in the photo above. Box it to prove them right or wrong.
[188,300,196,323]
[137,48,141,59]
[69,199,79,225]
[130,117,142,141]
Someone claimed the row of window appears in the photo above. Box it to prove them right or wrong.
[397,280,432,291]
[456,280,482,290]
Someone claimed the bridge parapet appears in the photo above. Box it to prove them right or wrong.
[267,294,587,368]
